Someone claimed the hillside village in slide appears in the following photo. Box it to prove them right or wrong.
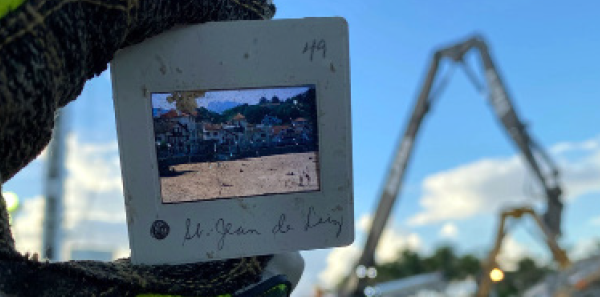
[150,88,321,201]
[153,110,316,161]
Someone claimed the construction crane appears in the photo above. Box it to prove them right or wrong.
[339,35,564,297]
[476,206,571,297]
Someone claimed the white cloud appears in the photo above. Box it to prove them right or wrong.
[10,133,129,261]
[318,242,361,290]
[496,235,533,271]
[12,195,45,255]
[113,247,131,259]
[378,229,422,264]
[589,217,600,226]
[358,214,373,231]
[569,238,600,260]
[356,215,422,263]
[408,136,600,226]
[317,214,423,290]
[408,156,527,226]
[59,133,128,260]
[63,133,125,230]
[551,137,600,154]
[558,149,600,200]
[439,223,459,239]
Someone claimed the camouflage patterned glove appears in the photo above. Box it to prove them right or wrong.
[0,1,302,296]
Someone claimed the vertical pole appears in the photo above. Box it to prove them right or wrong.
[42,108,68,261]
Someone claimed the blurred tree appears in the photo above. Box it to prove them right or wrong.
[195,107,223,123]
[423,246,459,279]
[209,88,317,127]
[354,245,488,291]
[495,257,550,296]
[455,254,480,280]
[402,250,425,276]
[337,245,558,296]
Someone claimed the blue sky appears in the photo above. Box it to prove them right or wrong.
[278,1,600,295]
[2,1,600,296]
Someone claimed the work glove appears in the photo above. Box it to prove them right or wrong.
[0,0,304,296]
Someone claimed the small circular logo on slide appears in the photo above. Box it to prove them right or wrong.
[151,220,170,240]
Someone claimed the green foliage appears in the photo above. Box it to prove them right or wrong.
[374,250,424,283]
[351,245,481,291]
[455,254,481,280]
[360,245,479,287]
[359,246,552,297]
[195,107,223,123]
[425,246,458,278]
[220,103,270,124]
[199,89,317,127]
[494,257,550,297]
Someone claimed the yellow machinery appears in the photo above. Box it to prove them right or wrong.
[339,36,565,297]
[476,206,571,297]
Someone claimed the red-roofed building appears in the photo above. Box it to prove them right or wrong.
[200,123,224,143]
[232,113,248,128]
[161,109,179,119]
[271,125,291,137]
[292,117,308,124]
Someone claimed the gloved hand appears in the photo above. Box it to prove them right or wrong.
[0,1,304,296]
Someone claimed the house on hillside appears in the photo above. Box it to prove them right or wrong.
[292,117,308,127]
[201,123,224,143]
[222,127,238,146]
[269,118,316,146]
[271,125,297,146]
[246,124,271,148]
[159,109,198,154]
[231,113,248,128]
[292,117,315,145]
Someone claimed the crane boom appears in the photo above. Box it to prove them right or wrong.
[339,36,563,297]
[475,40,563,237]
[475,207,571,297]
